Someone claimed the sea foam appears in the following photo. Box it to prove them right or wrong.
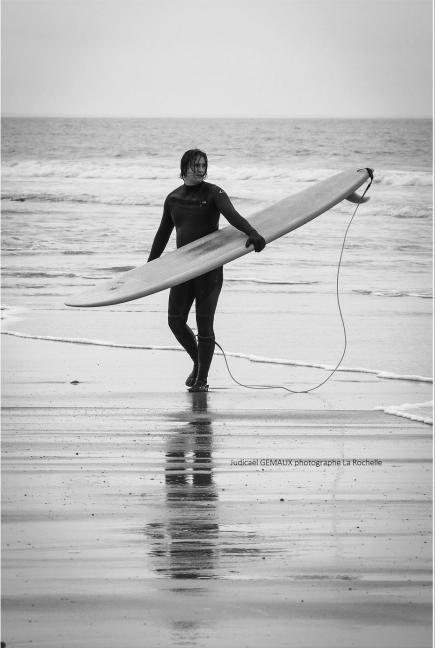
[2,330,432,385]
[376,401,433,425]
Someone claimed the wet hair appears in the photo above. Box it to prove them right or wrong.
[179,149,208,179]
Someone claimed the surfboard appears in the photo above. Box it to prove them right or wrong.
[65,168,372,308]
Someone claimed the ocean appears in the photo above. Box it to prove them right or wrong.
[1,117,433,421]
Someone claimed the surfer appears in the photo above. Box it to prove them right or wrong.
[147,149,266,392]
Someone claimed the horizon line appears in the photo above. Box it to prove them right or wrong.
[2,113,433,120]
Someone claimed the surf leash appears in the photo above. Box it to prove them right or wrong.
[215,168,374,394]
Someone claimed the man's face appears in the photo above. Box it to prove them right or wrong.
[184,156,207,185]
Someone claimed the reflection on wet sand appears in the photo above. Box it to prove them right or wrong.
[145,393,219,580]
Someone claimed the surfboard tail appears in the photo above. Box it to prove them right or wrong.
[345,192,370,204]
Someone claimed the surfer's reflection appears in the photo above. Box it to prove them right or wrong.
[146,392,219,579]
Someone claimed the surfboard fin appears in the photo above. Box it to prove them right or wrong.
[345,192,370,204]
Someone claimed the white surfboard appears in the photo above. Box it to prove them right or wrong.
[65,168,372,308]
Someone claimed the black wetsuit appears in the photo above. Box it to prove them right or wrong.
[148,181,256,259]
[148,181,258,385]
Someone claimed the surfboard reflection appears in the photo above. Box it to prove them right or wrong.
[146,392,219,580]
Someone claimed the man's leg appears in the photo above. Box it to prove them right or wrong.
[168,280,198,385]
[190,267,223,391]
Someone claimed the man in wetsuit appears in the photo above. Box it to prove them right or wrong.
[147,149,266,392]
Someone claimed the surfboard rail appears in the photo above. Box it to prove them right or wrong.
[65,168,372,307]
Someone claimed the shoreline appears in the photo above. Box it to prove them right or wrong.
[2,333,433,424]
[2,317,432,647]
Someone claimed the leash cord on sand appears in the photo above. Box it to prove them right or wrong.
[214,172,374,394]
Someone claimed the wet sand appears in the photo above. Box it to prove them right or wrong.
[1,336,433,647]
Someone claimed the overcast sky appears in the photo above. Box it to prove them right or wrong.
[1,0,432,118]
